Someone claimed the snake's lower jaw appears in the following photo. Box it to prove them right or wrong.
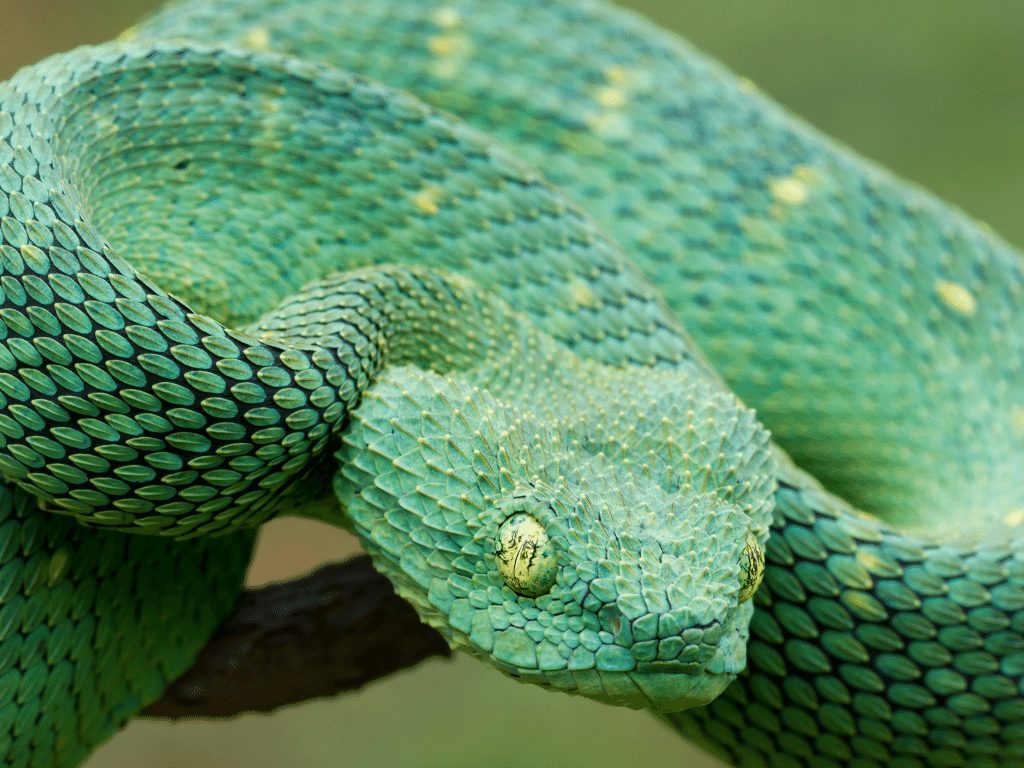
[628,669,735,713]
[623,621,750,712]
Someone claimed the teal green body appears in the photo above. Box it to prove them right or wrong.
[0,0,1021,766]
[0,482,248,766]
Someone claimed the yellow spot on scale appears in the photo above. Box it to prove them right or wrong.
[412,187,441,216]
[739,77,758,93]
[117,26,139,42]
[595,86,627,108]
[1005,508,1024,527]
[1011,405,1024,435]
[433,6,461,28]
[243,27,271,51]
[793,165,817,183]
[568,278,597,309]
[934,279,977,316]
[427,34,460,56]
[769,176,808,205]
[604,65,629,85]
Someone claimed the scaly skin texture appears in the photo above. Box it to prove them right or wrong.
[0,484,249,767]
[0,1,1020,767]
[131,1,1024,764]
[0,30,771,767]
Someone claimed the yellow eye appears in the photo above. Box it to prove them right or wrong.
[738,533,765,603]
[496,513,558,597]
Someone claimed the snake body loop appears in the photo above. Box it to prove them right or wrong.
[0,1,1021,766]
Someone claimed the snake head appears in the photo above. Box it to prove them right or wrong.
[336,364,775,712]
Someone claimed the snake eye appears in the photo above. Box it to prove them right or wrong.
[738,533,765,603]
[496,513,558,597]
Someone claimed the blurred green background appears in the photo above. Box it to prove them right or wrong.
[2,2,1022,767]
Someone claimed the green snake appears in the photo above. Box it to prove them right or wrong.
[0,0,1021,765]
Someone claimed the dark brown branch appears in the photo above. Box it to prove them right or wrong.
[143,556,449,718]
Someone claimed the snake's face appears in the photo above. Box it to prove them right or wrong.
[337,365,776,712]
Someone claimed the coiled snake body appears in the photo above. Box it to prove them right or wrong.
[0,1,1021,766]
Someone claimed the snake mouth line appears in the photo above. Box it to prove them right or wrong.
[627,669,735,713]
[497,618,742,712]
[506,664,737,713]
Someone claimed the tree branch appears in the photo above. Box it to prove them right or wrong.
[143,556,449,718]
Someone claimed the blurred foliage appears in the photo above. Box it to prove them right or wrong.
[1,1,1022,766]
